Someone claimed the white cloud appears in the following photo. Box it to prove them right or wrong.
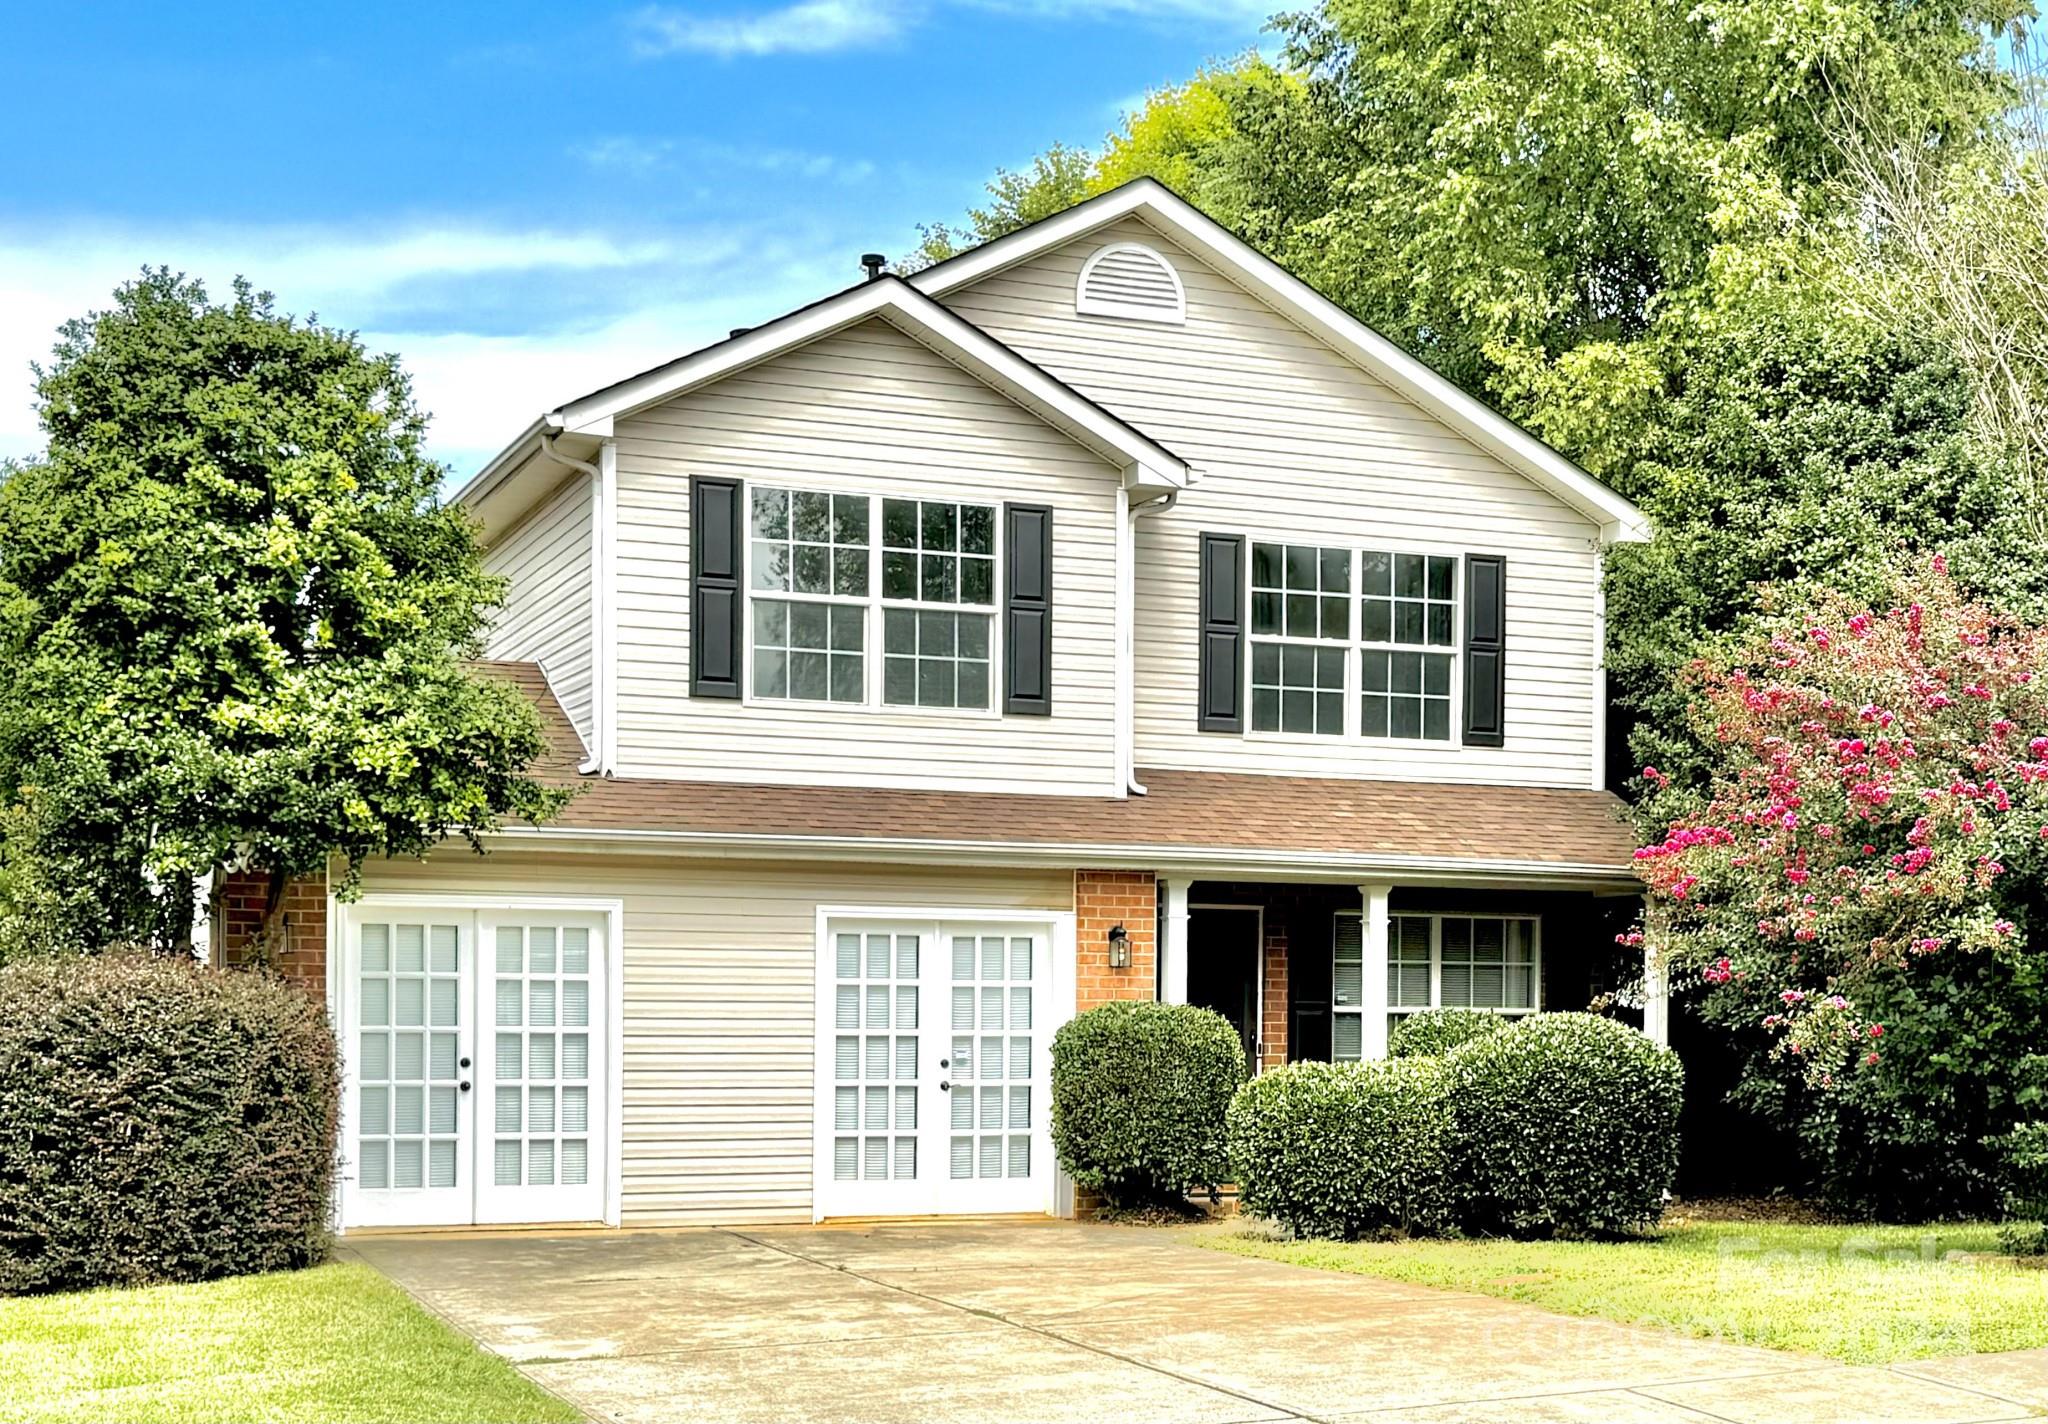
[0,218,843,482]
[571,134,877,184]
[628,0,909,57]
[625,0,1270,58]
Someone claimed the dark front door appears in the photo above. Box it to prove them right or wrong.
[1188,907,1261,1073]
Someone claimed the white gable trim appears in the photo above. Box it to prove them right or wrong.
[456,276,1189,522]
[912,179,1649,545]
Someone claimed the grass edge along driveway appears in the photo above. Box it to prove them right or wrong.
[1195,1218,2048,1365]
[0,1260,580,1424]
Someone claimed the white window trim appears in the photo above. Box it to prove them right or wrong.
[1242,537,1466,748]
[1331,910,1542,1059]
[741,486,1004,720]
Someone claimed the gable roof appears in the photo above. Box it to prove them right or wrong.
[455,273,1190,535]
[912,179,1650,545]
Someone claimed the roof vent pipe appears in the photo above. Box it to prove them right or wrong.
[860,253,887,282]
[729,328,751,339]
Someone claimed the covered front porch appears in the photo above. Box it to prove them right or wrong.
[1151,877,1650,1070]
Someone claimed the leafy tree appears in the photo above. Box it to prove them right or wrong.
[900,144,1094,272]
[1633,560,2048,1212]
[0,270,569,955]
[1603,291,2044,792]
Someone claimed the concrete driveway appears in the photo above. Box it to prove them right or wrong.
[348,1222,2048,1424]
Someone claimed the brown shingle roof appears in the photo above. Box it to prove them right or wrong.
[478,662,1639,878]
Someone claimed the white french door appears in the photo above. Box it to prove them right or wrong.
[340,902,612,1230]
[813,912,1072,1219]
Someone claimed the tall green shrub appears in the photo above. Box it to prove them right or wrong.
[1389,1009,1509,1059]
[1228,1059,1453,1239]
[1445,1013,1683,1238]
[0,955,339,1293]
[1049,1001,1244,1207]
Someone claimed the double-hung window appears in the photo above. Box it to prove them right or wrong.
[1243,541,1461,742]
[1249,541,1349,735]
[1358,551,1457,741]
[881,499,996,710]
[750,488,869,704]
[1330,912,1540,1059]
[746,485,998,711]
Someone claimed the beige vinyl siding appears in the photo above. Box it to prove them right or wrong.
[941,218,1602,789]
[485,475,594,749]
[357,849,1072,1227]
[611,315,1123,796]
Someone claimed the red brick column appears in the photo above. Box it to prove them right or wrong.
[1261,913,1290,1071]
[213,867,329,1002]
[1073,870,1158,1011]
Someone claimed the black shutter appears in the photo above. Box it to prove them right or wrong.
[1463,552,1506,746]
[690,475,743,699]
[1198,532,1245,732]
[1003,503,1053,716]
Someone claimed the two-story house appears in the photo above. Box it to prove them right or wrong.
[283,180,1653,1232]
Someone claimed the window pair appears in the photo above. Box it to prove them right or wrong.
[1247,542,1459,741]
[748,487,995,710]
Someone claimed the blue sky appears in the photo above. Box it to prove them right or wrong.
[0,1,1275,478]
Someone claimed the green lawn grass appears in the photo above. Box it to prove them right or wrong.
[0,1261,581,1424]
[1196,1218,2048,1364]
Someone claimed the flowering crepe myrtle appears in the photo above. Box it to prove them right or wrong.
[1627,557,2048,1088]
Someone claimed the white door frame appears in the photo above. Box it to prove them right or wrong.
[333,892,626,1232]
[810,905,1076,1222]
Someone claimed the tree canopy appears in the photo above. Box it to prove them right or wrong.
[0,270,568,953]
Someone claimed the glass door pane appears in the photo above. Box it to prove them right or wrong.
[832,931,921,1184]
[475,914,606,1225]
[349,916,471,1228]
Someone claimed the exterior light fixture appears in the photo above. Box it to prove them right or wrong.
[1107,924,1131,969]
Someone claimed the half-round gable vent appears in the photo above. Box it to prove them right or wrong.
[1075,242,1186,325]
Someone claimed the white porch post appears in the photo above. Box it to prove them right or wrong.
[1360,882,1392,1060]
[1161,876,1191,1004]
[1642,898,1671,1047]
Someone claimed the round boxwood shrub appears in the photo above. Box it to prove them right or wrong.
[0,954,339,1294]
[1389,1009,1510,1059]
[1050,1000,1244,1207]
[1228,1058,1453,1239]
[1444,1012,1683,1238]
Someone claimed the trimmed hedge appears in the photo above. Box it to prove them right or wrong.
[1444,1012,1684,1237]
[1050,1000,1245,1207]
[0,954,339,1294]
[1389,1009,1510,1059]
[1228,1059,1453,1239]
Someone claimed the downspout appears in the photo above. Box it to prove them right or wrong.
[540,430,613,776]
[1124,488,1178,796]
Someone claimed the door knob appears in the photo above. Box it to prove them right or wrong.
[459,1056,472,1069]
[939,1057,950,1068]
[459,1080,472,1093]
[939,1080,951,1092]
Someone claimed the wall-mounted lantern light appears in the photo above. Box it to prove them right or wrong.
[1107,924,1131,970]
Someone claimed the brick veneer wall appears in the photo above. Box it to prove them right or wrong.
[1073,869,1158,1010]
[213,867,329,1002]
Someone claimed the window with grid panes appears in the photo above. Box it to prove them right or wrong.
[1358,551,1457,741]
[1249,541,1349,735]
[882,498,995,709]
[1332,913,1538,1060]
[750,487,869,703]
